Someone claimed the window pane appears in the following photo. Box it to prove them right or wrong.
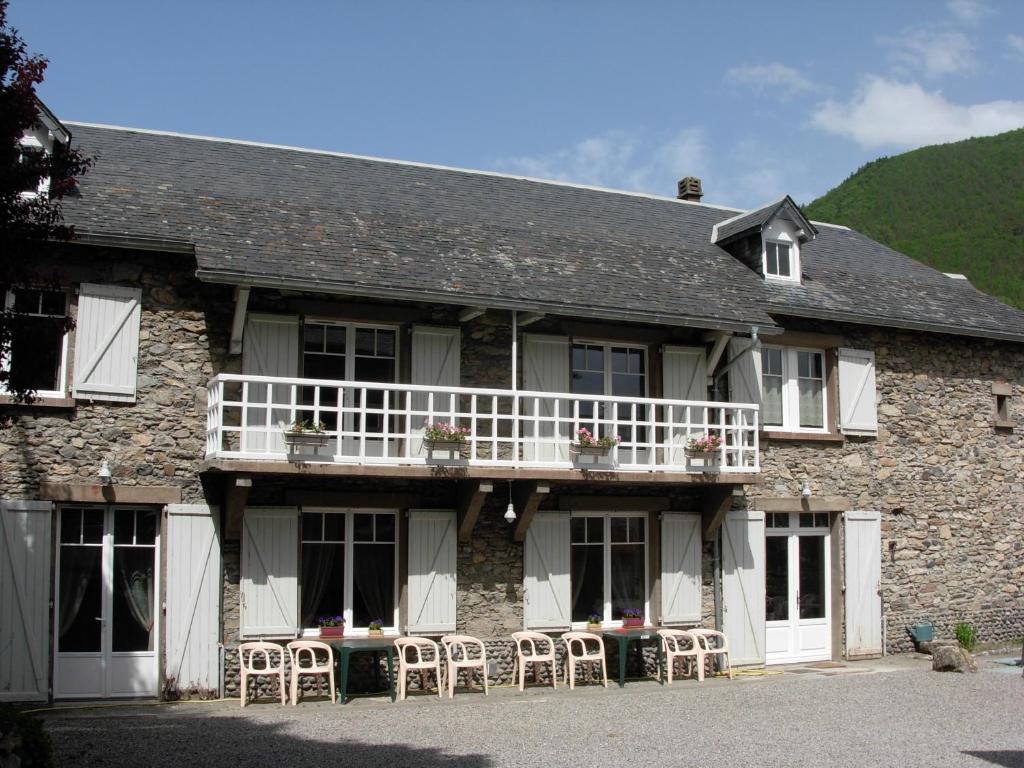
[611,373,643,398]
[571,370,603,396]
[114,510,135,545]
[9,316,63,392]
[353,514,374,542]
[571,346,586,370]
[610,517,627,543]
[765,537,789,621]
[40,290,66,316]
[570,544,603,622]
[58,545,102,652]
[82,509,104,544]
[586,347,603,371]
[352,543,395,627]
[12,288,41,313]
[354,356,395,383]
[375,514,395,543]
[571,517,586,544]
[303,324,325,353]
[135,510,157,545]
[762,348,782,376]
[323,513,345,542]
[610,544,645,620]
[629,349,644,375]
[376,330,396,358]
[60,509,81,544]
[799,536,826,620]
[325,325,346,354]
[355,328,375,355]
[301,512,322,542]
[762,374,783,426]
[112,546,156,652]
[814,513,829,528]
[301,542,344,627]
[304,352,344,380]
[799,513,814,528]
[627,517,643,543]
[766,243,778,275]
[611,348,629,373]
[586,517,603,543]
[777,245,791,277]
[798,379,824,428]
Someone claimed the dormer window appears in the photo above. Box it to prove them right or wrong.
[765,241,794,280]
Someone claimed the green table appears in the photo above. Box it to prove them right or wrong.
[327,638,396,704]
[601,628,664,688]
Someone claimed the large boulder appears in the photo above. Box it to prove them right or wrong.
[932,645,977,673]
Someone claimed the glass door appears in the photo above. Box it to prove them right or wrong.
[55,506,159,698]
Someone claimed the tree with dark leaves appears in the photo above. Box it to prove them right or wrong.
[0,0,91,409]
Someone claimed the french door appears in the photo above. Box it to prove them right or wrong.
[54,505,160,698]
[764,512,831,664]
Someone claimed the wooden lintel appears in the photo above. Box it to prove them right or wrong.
[285,490,420,509]
[701,486,734,541]
[224,477,251,539]
[229,286,251,356]
[769,330,845,349]
[201,460,762,486]
[757,496,850,513]
[285,299,425,324]
[457,480,493,542]
[38,482,182,505]
[458,306,487,323]
[558,495,669,512]
[512,482,551,542]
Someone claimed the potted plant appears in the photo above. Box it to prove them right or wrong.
[423,421,470,453]
[621,608,644,628]
[367,618,384,638]
[317,615,345,639]
[283,419,330,449]
[686,433,723,458]
[571,427,621,456]
[586,613,603,632]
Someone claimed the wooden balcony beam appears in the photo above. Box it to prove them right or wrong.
[224,475,251,539]
[457,480,493,542]
[228,286,250,356]
[512,481,551,542]
[458,306,487,323]
[702,485,737,541]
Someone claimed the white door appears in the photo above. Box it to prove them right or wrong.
[721,510,766,665]
[54,505,160,698]
[844,511,882,659]
[764,512,831,664]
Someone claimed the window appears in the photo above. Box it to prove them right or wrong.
[300,510,397,632]
[763,240,800,282]
[2,288,69,397]
[760,346,826,432]
[570,342,647,443]
[302,322,397,433]
[570,513,647,624]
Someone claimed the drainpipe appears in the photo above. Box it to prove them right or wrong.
[713,531,723,631]
[511,310,518,392]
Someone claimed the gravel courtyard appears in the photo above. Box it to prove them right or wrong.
[42,655,1023,768]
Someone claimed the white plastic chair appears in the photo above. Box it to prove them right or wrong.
[690,628,734,680]
[511,631,558,691]
[560,631,608,690]
[657,629,703,683]
[395,637,444,700]
[441,635,489,698]
[238,641,287,707]
[286,640,336,705]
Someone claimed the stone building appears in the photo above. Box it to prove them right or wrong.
[1,116,1022,703]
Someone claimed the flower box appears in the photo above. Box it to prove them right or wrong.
[686,450,718,460]
[367,628,384,638]
[424,439,465,453]
[586,623,603,633]
[284,431,330,449]
[572,443,611,457]
[319,626,345,639]
[622,618,644,628]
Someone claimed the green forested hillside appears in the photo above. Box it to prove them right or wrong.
[804,128,1024,309]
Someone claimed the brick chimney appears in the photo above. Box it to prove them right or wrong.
[677,176,703,202]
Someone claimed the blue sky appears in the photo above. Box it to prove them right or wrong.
[12,0,1024,209]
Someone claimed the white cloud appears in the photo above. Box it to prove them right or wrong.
[493,128,707,196]
[947,0,990,23]
[811,77,1024,149]
[724,63,819,98]
[882,29,975,78]
[1009,33,1024,56]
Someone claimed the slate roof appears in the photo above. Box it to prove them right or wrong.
[711,196,816,245]
[59,123,1024,343]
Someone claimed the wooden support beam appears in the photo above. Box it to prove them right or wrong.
[458,306,487,323]
[558,495,669,512]
[457,480,493,542]
[512,481,551,542]
[701,486,734,541]
[224,476,251,539]
[705,332,730,375]
[757,496,850,513]
[229,286,251,356]
[38,482,182,505]
[285,490,420,509]
[518,312,545,327]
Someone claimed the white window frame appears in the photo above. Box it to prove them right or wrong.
[762,236,800,283]
[569,339,649,399]
[17,135,50,200]
[301,319,400,382]
[298,508,400,637]
[760,345,828,433]
[569,511,649,629]
[1,288,70,399]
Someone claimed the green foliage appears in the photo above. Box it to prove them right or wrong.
[805,128,1024,309]
[0,705,53,768]
[954,622,978,651]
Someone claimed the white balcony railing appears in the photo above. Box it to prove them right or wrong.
[205,374,759,473]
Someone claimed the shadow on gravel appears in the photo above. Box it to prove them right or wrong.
[962,751,1024,767]
[46,712,494,768]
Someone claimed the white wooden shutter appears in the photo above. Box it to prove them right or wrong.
[166,504,222,693]
[73,283,142,402]
[844,511,882,659]
[0,500,52,701]
[523,513,571,629]
[663,346,708,463]
[727,338,762,408]
[838,348,878,436]
[242,315,299,453]
[240,507,298,638]
[660,513,702,624]
[721,509,765,665]
[522,334,571,462]
[410,326,461,456]
[407,510,457,633]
